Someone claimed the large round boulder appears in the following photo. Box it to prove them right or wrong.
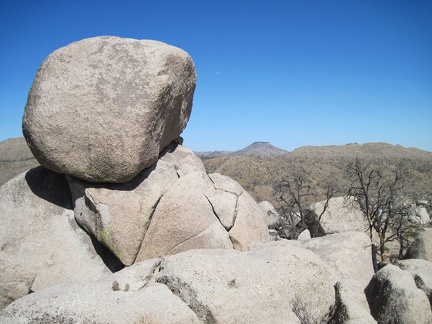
[22,36,196,183]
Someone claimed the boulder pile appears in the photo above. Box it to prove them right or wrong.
[1,36,269,309]
[1,36,432,323]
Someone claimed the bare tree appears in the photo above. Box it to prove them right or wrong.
[274,167,338,239]
[390,202,422,259]
[346,158,422,262]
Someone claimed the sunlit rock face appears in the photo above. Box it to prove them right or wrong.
[23,36,196,183]
[67,143,270,266]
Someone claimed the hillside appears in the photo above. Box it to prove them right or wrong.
[202,142,432,207]
[197,141,287,158]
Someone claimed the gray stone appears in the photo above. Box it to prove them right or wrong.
[301,231,374,289]
[308,196,367,235]
[417,207,430,224]
[298,229,311,240]
[258,200,281,228]
[396,259,432,307]
[0,231,382,322]
[135,171,233,262]
[0,258,200,323]
[329,279,376,324]
[0,167,112,310]
[205,173,271,251]
[405,228,432,262]
[249,241,335,322]
[68,145,269,265]
[67,144,187,266]
[365,264,432,324]
[155,249,302,323]
[23,36,196,183]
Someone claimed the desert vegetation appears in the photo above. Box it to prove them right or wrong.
[202,142,432,264]
[346,158,425,264]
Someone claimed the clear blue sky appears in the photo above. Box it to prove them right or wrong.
[1,1,431,152]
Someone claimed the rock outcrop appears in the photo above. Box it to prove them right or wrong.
[0,36,422,323]
[307,196,367,236]
[258,200,281,228]
[22,36,196,183]
[0,258,200,323]
[0,167,117,310]
[300,231,374,289]
[395,259,432,307]
[0,232,374,323]
[329,279,377,324]
[404,228,432,262]
[67,143,269,266]
[365,264,432,324]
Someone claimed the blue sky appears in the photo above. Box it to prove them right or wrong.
[1,1,431,152]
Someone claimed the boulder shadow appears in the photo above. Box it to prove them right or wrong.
[25,166,124,272]
[25,166,72,209]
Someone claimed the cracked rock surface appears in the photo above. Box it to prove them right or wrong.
[0,167,113,311]
[68,143,269,266]
[0,232,375,323]
[0,258,200,323]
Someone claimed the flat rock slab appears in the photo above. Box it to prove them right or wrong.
[23,36,196,183]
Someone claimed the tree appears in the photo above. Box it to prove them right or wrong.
[274,167,338,239]
[346,158,422,263]
[389,202,422,259]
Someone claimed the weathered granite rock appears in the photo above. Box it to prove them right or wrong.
[221,187,270,251]
[396,259,432,307]
[68,144,269,265]
[249,241,335,322]
[258,200,281,228]
[300,231,374,288]
[365,264,432,324]
[135,171,233,261]
[404,228,432,262]
[206,174,270,250]
[0,258,200,323]
[0,167,114,311]
[67,158,180,266]
[409,205,431,224]
[156,249,302,323]
[329,279,377,324]
[22,36,196,183]
[298,229,311,240]
[307,197,367,235]
[0,232,382,322]
[67,143,204,266]
[416,206,430,224]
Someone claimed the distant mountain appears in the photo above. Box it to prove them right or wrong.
[196,142,288,158]
[234,142,288,157]
[202,142,432,207]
